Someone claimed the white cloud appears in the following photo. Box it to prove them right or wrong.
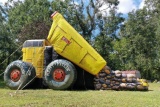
[0,0,8,5]
[99,3,110,16]
[139,0,145,9]
[0,0,23,5]
[118,0,137,14]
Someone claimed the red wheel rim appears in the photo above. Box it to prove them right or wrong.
[10,69,21,82]
[53,69,65,82]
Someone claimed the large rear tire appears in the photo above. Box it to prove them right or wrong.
[44,59,77,90]
[4,60,36,90]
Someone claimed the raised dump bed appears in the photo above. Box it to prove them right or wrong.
[47,12,106,75]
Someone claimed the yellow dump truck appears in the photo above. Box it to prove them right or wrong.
[4,12,148,90]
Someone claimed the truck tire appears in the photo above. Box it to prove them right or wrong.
[4,60,36,90]
[44,59,77,90]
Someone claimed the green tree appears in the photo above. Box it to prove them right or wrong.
[5,0,51,44]
[148,0,160,79]
[0,4,19,72]
[93,6,124,69]
[117,7,158,79]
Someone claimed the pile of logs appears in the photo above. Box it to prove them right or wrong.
[94,68,148,91]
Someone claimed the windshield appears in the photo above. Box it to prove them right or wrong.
[23,40,44,47]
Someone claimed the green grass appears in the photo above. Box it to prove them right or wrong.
[0,82,159,107]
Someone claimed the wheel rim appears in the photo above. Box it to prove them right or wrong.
[10,69,21,82]
[53,69,65,82]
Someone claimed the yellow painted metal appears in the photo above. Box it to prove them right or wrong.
[47,12,106,75]
[22,40,46,78]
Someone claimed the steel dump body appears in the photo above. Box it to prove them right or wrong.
[47,12,106,75]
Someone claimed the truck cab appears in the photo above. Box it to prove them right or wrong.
[22,39,49,78]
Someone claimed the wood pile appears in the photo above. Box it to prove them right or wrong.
[94,68,148,91]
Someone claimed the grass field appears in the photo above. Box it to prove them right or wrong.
[0,81,159,107]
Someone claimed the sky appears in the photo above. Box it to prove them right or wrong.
[117,0,145,14]
[0,0,145,14]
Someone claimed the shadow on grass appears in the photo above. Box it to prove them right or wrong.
[0,79,7,89]
[0,75,8,89]
[148,90,153,91]
[0,76,152,92]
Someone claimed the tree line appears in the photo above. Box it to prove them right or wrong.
[0,0,160,80]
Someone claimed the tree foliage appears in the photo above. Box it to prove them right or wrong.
[5,0,51,44]
[115,0,160,79]
[0,4,19,71]
[93,5,124,69]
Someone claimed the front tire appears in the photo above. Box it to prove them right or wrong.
[4,60,36,90]
[44,59,77,90]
